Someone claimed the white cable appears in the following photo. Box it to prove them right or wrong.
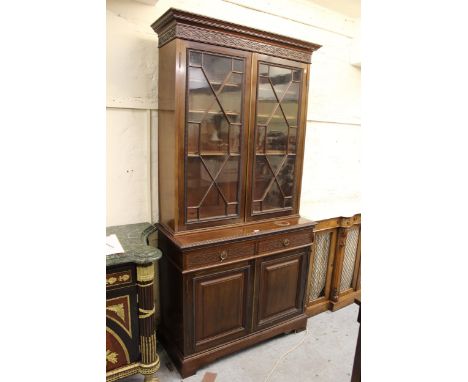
[263,328,309,382]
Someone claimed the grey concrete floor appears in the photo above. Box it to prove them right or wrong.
[121,304,359,382]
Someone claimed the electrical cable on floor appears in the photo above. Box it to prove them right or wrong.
[263,327,309,382]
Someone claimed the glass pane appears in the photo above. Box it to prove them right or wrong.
[256,125,266,153]
[187,207,198,221]
[201,155,228,179]
[199,186,226,219]
[288,127,297,154]
[270,66,292,101]
[259,63,269,76]
[188,67,213,121]
[252,201,261,212]
[216,156,240,203]
[187,123,200,155]
[218,72,243,124]
[277,156,296,197]
[257,77,277,125]
[292,69,302,82]
[200,113,229,154]
[282,82,300,126]
[266,109,288,152]
[189,51,202,66]
[229,125,240,154]
[253,156,273,201]
[263,181,283,210]
[227,204,238,215]
[267,155,285,174]
[185,50,245,223]
[233,59,244,73]
[186,157,212,208]
[203,54,232,84]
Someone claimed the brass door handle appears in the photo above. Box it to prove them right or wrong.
[220,250,228,261]
[282,239,290,247]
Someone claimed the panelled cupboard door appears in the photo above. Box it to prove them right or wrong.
[180,41,252,231]
[247,54,309,221]
[254,249,309,330]
[106,284,139,371]
[188,261,254,353]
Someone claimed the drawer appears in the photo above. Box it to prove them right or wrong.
[185,241,255,270]
[106,265,135,289]
[258,230,313,254]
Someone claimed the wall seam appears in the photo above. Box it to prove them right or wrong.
[147,109,152,223]
[222,0,355,38]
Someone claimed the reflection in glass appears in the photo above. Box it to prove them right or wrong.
[217,157,240,203]
[263,181,282,210]
[233,59,244,73]
[256,125,266,153]
[266,109,288,152]
[259,64,269,76]
[288,128,297,153]
[257,77,276,125]
[277,157,295,196]
[229,125,240,154]
[189,51,202,66]
[204,54,232,84]
[254,156,273,201]
[187,123,199,154]
[186,157,212,207]
[283,82,300,126]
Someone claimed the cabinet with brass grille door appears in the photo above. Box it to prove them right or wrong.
[152,8,320,378]
[305,214,361,316]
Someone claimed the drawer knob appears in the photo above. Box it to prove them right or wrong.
[220,250,228,261]
[282,239,290,247]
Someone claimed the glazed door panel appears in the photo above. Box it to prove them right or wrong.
[254,249,309,330]
[190,261,254,353]
[184,42,251,228]
[247,55,309,221]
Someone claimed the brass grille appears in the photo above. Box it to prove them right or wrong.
[308,231,331,301]
[340,225,360,292]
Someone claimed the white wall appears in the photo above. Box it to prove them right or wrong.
[106,0,361,225]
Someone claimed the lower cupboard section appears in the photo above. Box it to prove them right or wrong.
[305,214,361,317]
[157,223,313,378]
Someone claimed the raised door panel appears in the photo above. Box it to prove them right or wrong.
[106,280,139,371]
[190,262,253,352]
[254,249,308,329]
[182,41,252,230]
[247,55,309,221]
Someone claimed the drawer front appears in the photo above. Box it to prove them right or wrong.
[185,241,255,270]
[258,230,313,255]
[106,264,135,289]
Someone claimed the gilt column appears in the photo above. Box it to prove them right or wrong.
[137,262,160,382]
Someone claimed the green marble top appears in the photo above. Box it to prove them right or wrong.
[106,223,162,267]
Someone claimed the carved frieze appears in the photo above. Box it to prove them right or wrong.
[158,23,313,63]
